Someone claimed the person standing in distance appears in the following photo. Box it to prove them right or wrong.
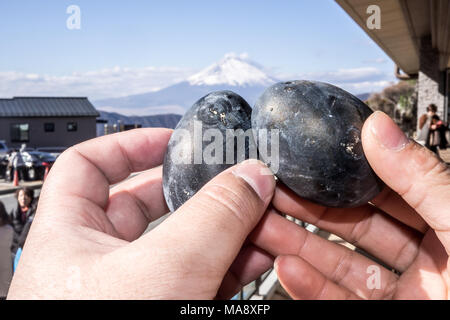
[417,103,437,149]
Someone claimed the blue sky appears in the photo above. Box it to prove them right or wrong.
[0,0,395,99]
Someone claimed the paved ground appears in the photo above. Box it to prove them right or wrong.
[0,179,43,195]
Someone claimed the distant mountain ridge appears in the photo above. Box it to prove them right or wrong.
[356,92,370,101]
[98,110,181,129]
[96,82,270,115]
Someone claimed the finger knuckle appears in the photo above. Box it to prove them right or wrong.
[401,144,450,213]
[201,180,261,226]
[331,249,353,285]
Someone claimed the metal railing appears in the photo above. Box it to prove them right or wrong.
[234,268,272,300]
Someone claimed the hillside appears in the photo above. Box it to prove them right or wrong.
[98,111,182,129]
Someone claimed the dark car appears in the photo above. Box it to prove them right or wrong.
[2,151,56,182]
[0,140,9,158]
[36,147,66,158]
[22,151,56,181]
[0,155,8,179]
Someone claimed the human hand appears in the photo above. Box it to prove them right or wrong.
[7,128,276,299]
[250,111,450,299]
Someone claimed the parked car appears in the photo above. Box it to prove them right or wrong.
[36,147,66,158]
[4,151,56,181]
[0,155,8,179]
[0,141,9,158]
[23,151,57,181]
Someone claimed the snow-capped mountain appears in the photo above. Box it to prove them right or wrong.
[188,53,276,87]
[95,53,278,115]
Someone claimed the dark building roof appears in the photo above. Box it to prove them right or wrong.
[0,97,99,118]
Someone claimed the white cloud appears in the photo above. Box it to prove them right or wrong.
[0,66,195,100]
[0,54,395,105]
[276,67,395,94]
[338,80,394,95]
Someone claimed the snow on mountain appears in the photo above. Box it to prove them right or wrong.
[94,53,373,116]
[187,53,276,87]
[94,53,277,115]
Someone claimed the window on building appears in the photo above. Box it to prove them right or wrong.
[44,123,55,132]
[10,124,30,142]
[67,122,78,132]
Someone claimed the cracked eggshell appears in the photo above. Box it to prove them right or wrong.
[251,80,383,208]
[162,90,255,212]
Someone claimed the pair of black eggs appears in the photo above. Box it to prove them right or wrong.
[162,80,383,212]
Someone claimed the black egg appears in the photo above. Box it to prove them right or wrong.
[163,90,255,212]
[252,80,383,208]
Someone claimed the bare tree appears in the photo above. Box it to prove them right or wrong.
[366,80,417,137]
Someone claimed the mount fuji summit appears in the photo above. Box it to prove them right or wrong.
[95,53,278,115]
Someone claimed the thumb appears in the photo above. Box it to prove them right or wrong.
[362,111,450,251]
[141,159,275,280]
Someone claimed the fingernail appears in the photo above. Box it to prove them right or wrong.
[232,160,275,203]
[370,111,409,151]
